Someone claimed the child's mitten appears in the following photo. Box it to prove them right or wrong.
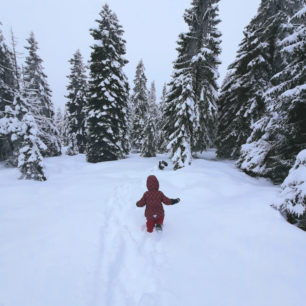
[171,198,180,205]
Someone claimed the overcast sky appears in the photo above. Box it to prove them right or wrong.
[1,0,261,109]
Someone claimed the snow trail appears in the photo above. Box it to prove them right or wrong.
[1,153,306,306]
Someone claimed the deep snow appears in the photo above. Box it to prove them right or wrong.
[1,153,306,306]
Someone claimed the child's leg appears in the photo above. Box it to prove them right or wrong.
[146,218,155,233]
[156,215,164,226]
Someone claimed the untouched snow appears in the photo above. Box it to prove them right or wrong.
[1,154,306,306]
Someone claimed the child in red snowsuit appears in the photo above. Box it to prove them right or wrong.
[136,175,180,233]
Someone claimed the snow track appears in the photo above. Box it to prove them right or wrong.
[1,154,306,306]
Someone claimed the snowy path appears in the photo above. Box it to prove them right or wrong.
[1,154,306,306]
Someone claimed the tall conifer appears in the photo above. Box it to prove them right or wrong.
[86,5,130,163]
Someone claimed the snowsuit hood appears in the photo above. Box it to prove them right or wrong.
[146,175,159,191]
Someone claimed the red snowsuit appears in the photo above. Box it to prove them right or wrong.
[137,175,172,233]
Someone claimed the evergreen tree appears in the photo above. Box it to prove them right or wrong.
[157,83,167,153]
[164,0,221,169]
[0,27,47,180]
[86,4,130,163]
[141,81,158,157]
[273,149,306,231]
[0,24,15,161]
[18,110,47,181]
[62,106,70,147]
[23,32,61,157]
[55,107,64,145]
[130,60,149,151]
[65,49,88,153]
[237,2,305,183]
[216,0,303,160]
[66,133,79,156]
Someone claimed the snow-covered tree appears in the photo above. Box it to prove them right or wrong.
[18,111,47,181]
[23,32,61,157]
[237,2,305,183]
[164,0,221,169]
[273,149,306,231]
[65,49,88,153]
[55,107,64,145]
[217,0,304,160]
[141,115,157,157]
[86,4,130,163]
[0,27,47,180]
[130,60,149,151]
[0,24,15,161]
[141,81,158,157]
[66,133,79,156]
[156,83,167,153]
[0,94,47,180]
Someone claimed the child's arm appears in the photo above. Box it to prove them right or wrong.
[161,192,180,205]
[136,193,146,207]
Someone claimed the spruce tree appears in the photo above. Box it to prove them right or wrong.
[216,0,304,160]
[18,110,47,181]
[0,27,47,180]
[164,0,221,169]
[273,149,306,231]
[130,60,149,151]
[55,107,64,145]
[86,4,130,163]
[65,49,88,153]
[0,24,15,161]
[141,81,158,157]
[237,1,305,183]
[23,32,61,157]
[157,84,167,153]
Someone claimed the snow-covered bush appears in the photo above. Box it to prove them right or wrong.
[273,150,306,231]
[18,113,47,181]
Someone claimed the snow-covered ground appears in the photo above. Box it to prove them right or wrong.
[1,154,306,306]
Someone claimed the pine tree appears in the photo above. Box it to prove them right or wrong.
[237,2,305,183]
[0,27,47,180]
[55,107,64,145]
[66,133,79,156]
[23,32,61,157]
[130,60,149,151]
[18,110,47,181]
[141,81,158,157]
[157,84,167,153]
[0,24,15,161]
[65,49,88,153]
[273,149,306,231]
[164,0,221,169]
[216,0,303,160]
[86,4,130,163]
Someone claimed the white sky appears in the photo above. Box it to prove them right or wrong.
[1,0,261,109]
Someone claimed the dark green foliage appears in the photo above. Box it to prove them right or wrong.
[86,4,130,163]
[65,50,88,153]
[0,25,15,161]
[130,60,149,151]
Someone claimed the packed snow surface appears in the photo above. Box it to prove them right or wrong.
[1,153,306,306]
